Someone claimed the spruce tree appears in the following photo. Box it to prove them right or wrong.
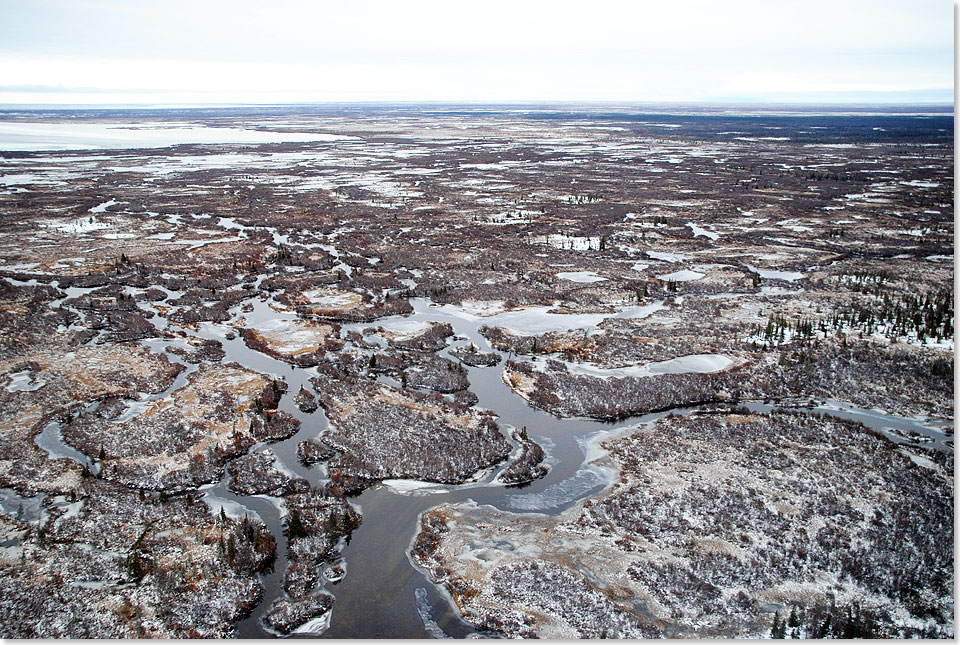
[771,611,786,639]
[287,509,307,539]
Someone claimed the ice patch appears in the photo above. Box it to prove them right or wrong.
[110,399,156,424]
[900,450,936,469]
[35,420,89,464]
[647,250,689,263]
[0,173,64,186]
[200,488,264,524]
[557,354,734,379]
[5,370,45,392]
[459,161,525,171]
[217,216,250,234]
[657,269,704,282]
[415,587,451,638]
[52,498,84,524]
[0,489,46,524]
[758,286,804,296]
[556,271,606,283]
[440,300,665,335]
[747,265,803,282]
[292,609,333,635]
[89,199,119,213]
[687,222,720,240]
[0,121,361,152]
[505,466,608,512]
[176,236,243,250]
[380,479,450,494]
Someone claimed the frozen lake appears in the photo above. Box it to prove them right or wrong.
[0,121,359,151]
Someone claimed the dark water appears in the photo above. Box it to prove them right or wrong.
[223,298,648,638]
[21,284,952,639]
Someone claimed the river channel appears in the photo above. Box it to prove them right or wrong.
[19,278,953,639]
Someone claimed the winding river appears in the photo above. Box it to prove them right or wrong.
[18,278,953,639]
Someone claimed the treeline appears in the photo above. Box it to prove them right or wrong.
[844,289,953,344]
[770,602,947,639]
[751,289,953,347]
[840,270,891,295]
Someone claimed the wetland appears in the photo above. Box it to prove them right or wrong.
[0,103,952,638]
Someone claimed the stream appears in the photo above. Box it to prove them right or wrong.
[13,273,954,639]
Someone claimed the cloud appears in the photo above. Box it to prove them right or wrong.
[0,0,952,103]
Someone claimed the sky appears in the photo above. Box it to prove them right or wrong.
[0,0,953,105]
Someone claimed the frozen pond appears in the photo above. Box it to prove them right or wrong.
[556,271,606,283]
[555,353,734,379]
[747,264,804,282]
[433,299,665,335]
[687,222,720,240]
[657,269,705,282]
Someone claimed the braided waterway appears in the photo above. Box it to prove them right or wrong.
[19,280,952,638]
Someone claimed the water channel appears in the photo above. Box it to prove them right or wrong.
[13,275,953,639]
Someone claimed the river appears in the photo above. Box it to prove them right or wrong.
[19,278,952,638]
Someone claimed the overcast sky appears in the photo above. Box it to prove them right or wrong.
[0,0,953,105]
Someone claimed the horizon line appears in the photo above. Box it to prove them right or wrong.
[0,99,953,110]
